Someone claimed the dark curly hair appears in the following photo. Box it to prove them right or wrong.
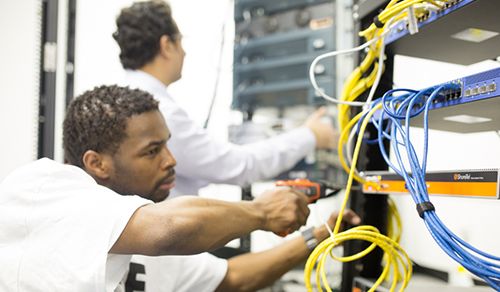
[113,0,180,69]
[63,85,159,168]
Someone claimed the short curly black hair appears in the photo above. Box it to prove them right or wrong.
[113,0,180,69]
[63,85,159,168]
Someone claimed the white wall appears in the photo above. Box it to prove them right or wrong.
[0,1,41,180]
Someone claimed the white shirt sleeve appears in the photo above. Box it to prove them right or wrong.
[163,100,316,187]
[128,253,228,292]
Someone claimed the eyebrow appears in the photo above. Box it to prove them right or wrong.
[145,140,165,148]
[143,134,171,149]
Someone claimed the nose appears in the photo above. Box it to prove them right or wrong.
[160,145,176,170]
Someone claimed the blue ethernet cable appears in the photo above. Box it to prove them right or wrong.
[367,85,500,289]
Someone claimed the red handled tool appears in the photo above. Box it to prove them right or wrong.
[274,178,342,236]
[276,178,341,203]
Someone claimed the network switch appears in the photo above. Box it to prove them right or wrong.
[235,0,331,22]
[233,0,336,110]
[410,67,500,133]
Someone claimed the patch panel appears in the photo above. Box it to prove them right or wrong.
[385,0,475,46]
[383,0,500,65]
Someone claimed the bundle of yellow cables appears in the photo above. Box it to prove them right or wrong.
[304,104,412,292]
[305,2,454,290]
[337,0,450,132]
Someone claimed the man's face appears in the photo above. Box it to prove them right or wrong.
[170,33,185,83]
[106,110,176,203]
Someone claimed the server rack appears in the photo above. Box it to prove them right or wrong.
[348,0,500,290]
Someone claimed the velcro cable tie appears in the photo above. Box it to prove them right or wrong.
[373,16,384,28]
[416,201,435,218]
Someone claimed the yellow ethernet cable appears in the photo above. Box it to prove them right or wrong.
[338,109,367,183]
[305,103,412,292]
[387,197,402,244]
[306,3,460,289]
[382,197,404,283]
[337,0,451,178]
[339,0,449,132]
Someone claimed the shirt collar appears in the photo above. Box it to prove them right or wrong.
[124,69,169,93]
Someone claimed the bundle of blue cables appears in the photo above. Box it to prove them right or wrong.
[357,84,500,289]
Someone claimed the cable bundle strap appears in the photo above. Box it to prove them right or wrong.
[416,201,434,219]
[373,16,385,28]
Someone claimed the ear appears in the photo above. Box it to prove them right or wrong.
[159,34,174,59]
[82,150,113,180]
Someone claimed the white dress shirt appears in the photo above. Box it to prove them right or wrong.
[123,70,316,197]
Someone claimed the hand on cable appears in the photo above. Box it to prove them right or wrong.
[315,209,362,242]
[304,107,339,149]
[253,188,310,235]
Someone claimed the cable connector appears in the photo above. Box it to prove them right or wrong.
[406,5,419,35]
[416,201,435,218]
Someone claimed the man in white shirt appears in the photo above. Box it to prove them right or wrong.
[59,86,357,292]
[111,2,357,291]
[114,0,339,197]
[0,85,312,291]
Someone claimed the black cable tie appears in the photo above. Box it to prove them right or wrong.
[416,201,435,219]
[373,16,384,28]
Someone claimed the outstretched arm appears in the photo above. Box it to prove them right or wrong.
[216,210,361,292]
[166,103,338,187]
[110,188,310,256]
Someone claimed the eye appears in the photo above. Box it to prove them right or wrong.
[146,147,161,156]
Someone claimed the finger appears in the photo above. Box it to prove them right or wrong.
[327,211,339,225]
[312,106,327,119]
[290,222,301,233]
[276,227,293,237]
[295,195,310,225]
[290,188,310,205]
[316,106,327,115]
[296,207,309,227]
[288,199,307,227]
[342,209,361,225]
[296,195,310,219]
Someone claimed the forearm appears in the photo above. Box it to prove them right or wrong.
[221,238,308,292]
[112,196,266,256]
[153,197,265,255]
[217,227,329,292]
[111,189,309,257]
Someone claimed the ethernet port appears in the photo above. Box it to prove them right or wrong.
[488,83,496,92]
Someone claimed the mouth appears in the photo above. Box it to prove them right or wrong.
[158,173,176,191]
